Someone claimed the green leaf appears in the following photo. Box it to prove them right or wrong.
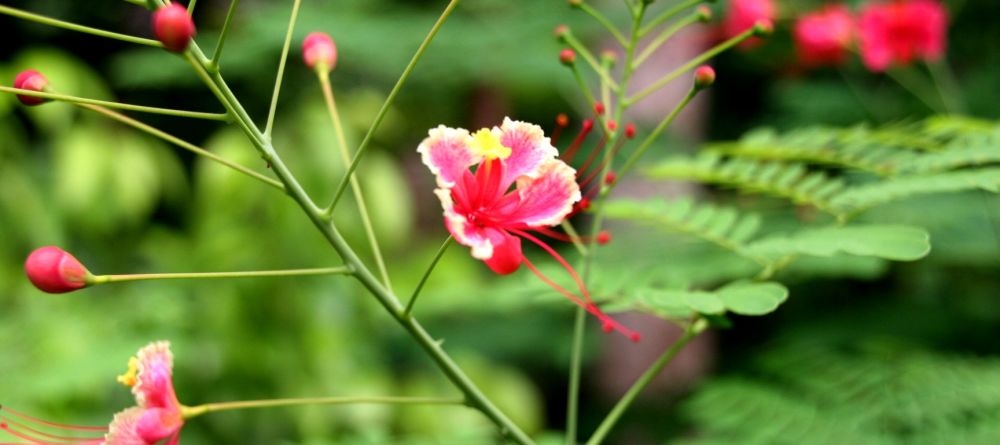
[747,225,931,261]
[716,281,789,316]
[684,291,726,315]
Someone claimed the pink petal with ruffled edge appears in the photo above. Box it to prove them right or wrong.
[133,342,180,410]
[504,159,581,227]
[104,407,146,445]
[418,126,481,187]
[436,188,494,260]
[498,118,558,186]
[135,407,183,444]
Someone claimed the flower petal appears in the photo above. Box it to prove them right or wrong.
[483,231,522,275]
[104,408,145,445]
[133,341,179,410]
[436,188,493,260]
[503,159,581,227]
[135,408,183,444]
[418,125,480,187]
[498,118,558,186]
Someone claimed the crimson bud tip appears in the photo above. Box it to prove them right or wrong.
[594,102,605,115]
[25,246,92,294]
[597,231,612,245]
[303,32,338,71]
[604,171,617,186]
[13,70,49,106]
[559,49,577,65]
[153,3,196,53]
[694,65,716,89]
[624,123,636,139]
[581,118,594,131]
[630,332,641,342]
[607,119,617,131]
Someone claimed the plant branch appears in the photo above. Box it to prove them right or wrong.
[263,0,302,138]
[634,11,702,67]
[183,396,465,418]
[404,236,453,317]
[77,103,284,191]
[585,318,707,445]
[613,86,699,185]
[0,5,163,47]
[91,267,352,285]
[577,2,628,47]
[187,0,198,14]
[639,0,702,36]
[561,31,621,92]
[565,305,587,445]
[208,0,241,72]
[318,72,393,289]
[0,87,229,121]
[325,0,462,214]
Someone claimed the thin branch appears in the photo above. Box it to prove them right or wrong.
[0,5,162,47]
[0,87,229,120]
[263,0,302,138]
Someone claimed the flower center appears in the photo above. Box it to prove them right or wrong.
[471,129,512,160]
[117,356,139,387]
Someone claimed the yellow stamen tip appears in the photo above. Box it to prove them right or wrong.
[117,357,139,387]
[472,129,512,160]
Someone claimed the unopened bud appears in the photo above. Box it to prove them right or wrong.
[577,197,591,212]
[25,246,93,294]
[696,5,712,22]
[581,118,594,132]
[607,120,617,131]
[600,49,618,67]
[303,32,337,71]
[752,19,774,37]
[13,70,49,106]
[560,49,577,65]
[556,113,569,127]
[554,24,570,41]
[597,231,612,245]
[624,123,636,139]
[568,0,583,8]
[694,65,716,89]
[604,171,617,186]
[152,3,196,53]
[594,102,605,115]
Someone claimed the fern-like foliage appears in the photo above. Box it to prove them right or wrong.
[673,341,1000,445]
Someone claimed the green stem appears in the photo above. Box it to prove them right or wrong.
[577,2,628,47]
[318,71,393,290]
[884,66,947,114]
[560,220,589,256]
[634,12,701,68]
[263,0,302,138]
[0,5,162,47]
[0,87,228,121]
[77,103,284,191]
[561,31,621,92]
[183,396,465,418]
[639,0,703,36]
[208,0,241,72]
[187,0,198,14]
[123,0,148,7]
[404,236,453,317]
[584,319,707,445]
[91,267,352,284]
[614,86,699,184]
[182,30,534,445]
[325,0,462,214]
[565,305,587,445]
[628,27,757,105]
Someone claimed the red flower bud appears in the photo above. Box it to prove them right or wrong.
[606,119,617,131]
[556,113,569,127]
[694,65,716,89]
[604,171,617,186]
[13,70,49,106]
[303,32,338,71]
[581,118,594,132]
[153,3,196,53]
[624,123,636,139]
[594,101,605,115]
[559,49,577,65]
[25,246,92,294]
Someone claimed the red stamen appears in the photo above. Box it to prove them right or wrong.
[0,415,101,443]
[551,113,569,145]
[578,136,627,190]
[576,134,607,180]
[0,408,104,432]
[521,257,586,308]
[594,102,605,115]
[531,227,609,246]
[561,119,593,164]
[509,229,640,340]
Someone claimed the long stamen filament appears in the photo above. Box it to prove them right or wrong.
[0,415,101,443]
[0,408,104,432]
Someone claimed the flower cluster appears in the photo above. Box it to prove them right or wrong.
[1,342,184,445]
[724,0,947,72]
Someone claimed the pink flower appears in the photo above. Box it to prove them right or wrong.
[0,342,184,445]
[302,32,337,71]
[419,118,638,340]
[794,5,854,67]
[723,0,776,47]
[858,0,947,72]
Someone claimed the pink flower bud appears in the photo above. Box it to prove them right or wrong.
[559,49,577,65]
[694,65,716,89]
[25,246,92,293]
[13,70,49,106]
[303,32,338,71]
[153,3,196,53]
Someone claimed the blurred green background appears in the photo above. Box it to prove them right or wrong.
[1,0,998,444]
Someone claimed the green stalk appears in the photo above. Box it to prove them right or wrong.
[565,305,587,445]
[613,86,699,185]
[404,236,453,317]
[0,87,228,121]
[187,0,198,14]
[318,72,393,290]
[576,2,628,47]
[91,267,352,285]
[0,5,162,47]
[634,12,702,67]
[638,0,703,36]
[561,31,621,92]
[325,0,462,214]
[628,27,758,105]
[183,396,465,418]
[585,319,707,445]
[182,31,535,445]
[263,0,302,138]
[77,103,283,191]
[207,0,241,72]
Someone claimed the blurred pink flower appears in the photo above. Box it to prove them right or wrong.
[794,5,854,67]
[419,118,638,340]
[723,0,776,47]
[859,0,947,72]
